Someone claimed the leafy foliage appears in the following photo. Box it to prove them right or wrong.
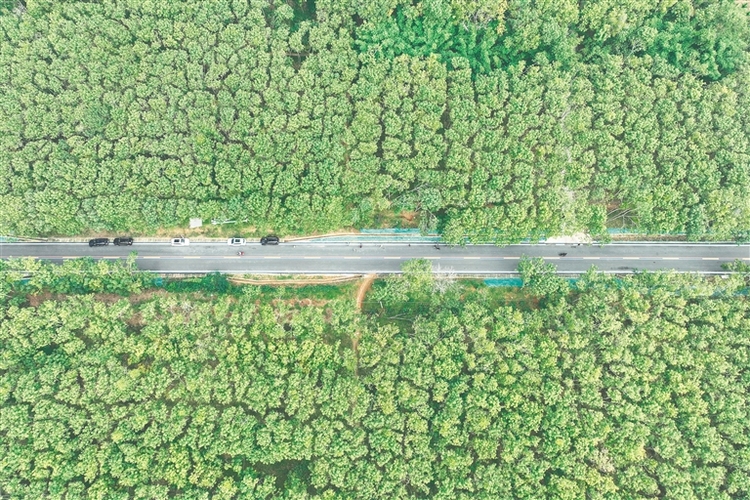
[1,263,750,498]
[162,272,231,294]
[0,253,152,300]
[1,0,749,240]
[518,255,569,300]
[355,1,506,74]
[722,258,750,273]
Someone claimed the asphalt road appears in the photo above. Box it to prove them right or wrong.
[1,241,749,274]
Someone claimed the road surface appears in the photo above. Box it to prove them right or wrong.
[1,241,749,274]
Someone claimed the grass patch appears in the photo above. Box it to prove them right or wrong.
[159,273,359,304]
[363,278,542,328]
[459,279,541,311]
[248,282,359,303]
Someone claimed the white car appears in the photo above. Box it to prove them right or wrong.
[227,237,246,246]
[171,238,190,246]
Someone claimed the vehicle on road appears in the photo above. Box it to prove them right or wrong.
[171,238,190,246]
[558,252,567,257]
[228,237,246,246]
[88,238,109,247]
[237,251,245,256]
[113,237,133,246]
[260,235,280,245]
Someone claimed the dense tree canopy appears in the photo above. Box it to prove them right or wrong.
[0,0,749,240]
[1,260,749,498]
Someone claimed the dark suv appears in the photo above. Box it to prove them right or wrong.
[260,235,280,245]
[114,237,133,246]
[88,238,109,247]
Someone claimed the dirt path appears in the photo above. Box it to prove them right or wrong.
[356,274,376,311]
[352,274,376,374]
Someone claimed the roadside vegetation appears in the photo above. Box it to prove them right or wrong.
[1,258,749,498]
[1,0,749,241]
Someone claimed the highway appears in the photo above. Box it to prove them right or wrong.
[1,241,749,274]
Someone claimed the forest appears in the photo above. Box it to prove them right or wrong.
[1,0,750,240]
[1,258,749,498]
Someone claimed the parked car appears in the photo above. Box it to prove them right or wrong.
[113,237,133,246]
[88,238,109,247]
[227,237,246,246]
[171,238,190,246]
[260,235,280,245]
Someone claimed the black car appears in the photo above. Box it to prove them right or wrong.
[114,237,133,246]
[88,238,109,247]
[260,235,280,245]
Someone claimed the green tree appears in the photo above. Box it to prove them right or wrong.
[518,256,569,299]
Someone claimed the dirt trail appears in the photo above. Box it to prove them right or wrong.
[352,274,376,373]
[356,274,376,311]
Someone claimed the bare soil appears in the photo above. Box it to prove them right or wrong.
[398,211,417,223]
[356,275,377,311]
[229,275,361,285]
[27,292,58,307]
[351,274,377,362]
